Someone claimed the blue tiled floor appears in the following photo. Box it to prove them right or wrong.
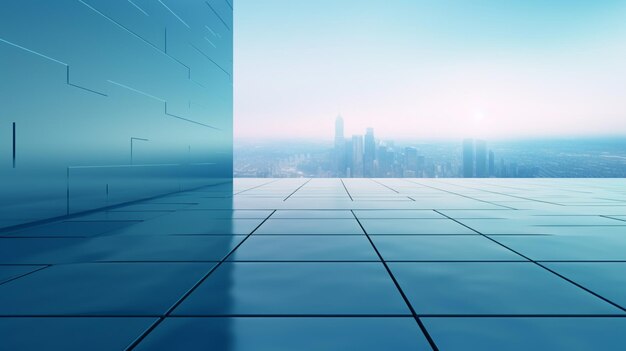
[135,317,432,351]
[1,178,626,350]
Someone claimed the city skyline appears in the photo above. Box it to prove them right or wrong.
[235,114,626,178]
[235,0,626,140]
[332,115,498,178]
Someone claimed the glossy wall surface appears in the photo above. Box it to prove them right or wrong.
[0,0,233,228]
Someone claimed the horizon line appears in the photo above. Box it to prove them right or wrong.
[235,134,626,143]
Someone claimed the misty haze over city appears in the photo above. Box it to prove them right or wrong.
[234,1,626,178]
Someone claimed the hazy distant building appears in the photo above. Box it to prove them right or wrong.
[488,150,495,177]
[475,139,488,177]
[364,128,376,177]
[509,162,519,178]
[334,115,345,176]
[462,139,475,178]
[417,155,426,177]
[404,147,418,175]
[377,145,395,177]
[345,138,353,177]
[351,135,364,177]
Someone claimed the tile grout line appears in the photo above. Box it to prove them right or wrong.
[124,210,277,351]
[600,215,626,223]
[0,265,52,287]
[433,209,626,314]
[339,178,354,201]
[233,179,281,195]
[404,179,518,210]
[369,178,400,193]
[369,178,417,202]
[431,179,566,207]
[283,178,312,201]
[351,210,439,351]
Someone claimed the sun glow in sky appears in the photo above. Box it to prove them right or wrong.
[235,0,626,140]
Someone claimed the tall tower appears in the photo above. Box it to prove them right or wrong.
[475,140,488,178]
[363,128,376,177]
[352,135,364,177]
[462,139,475,178]
[334,115,345,176]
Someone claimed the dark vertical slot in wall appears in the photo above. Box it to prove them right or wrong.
[12,122,16,168]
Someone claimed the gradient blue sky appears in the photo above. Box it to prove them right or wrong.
[235,0,626,140]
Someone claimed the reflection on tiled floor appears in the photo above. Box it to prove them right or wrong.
[1,178,626,350]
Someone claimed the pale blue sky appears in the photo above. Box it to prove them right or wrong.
[235,0,626,140]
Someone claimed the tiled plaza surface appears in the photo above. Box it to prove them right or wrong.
[1,178,626,350]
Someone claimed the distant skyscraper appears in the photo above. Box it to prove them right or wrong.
[351,135,364,177]
[404,147,418,174]
[345,138,353,178]
[488,150,495,177]
[377,145,391,177]
[462,139,475,178]
[363,128,376,177]
[475,140,488,177]
[334,115,345,176]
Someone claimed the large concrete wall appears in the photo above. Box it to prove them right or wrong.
[0,0,233,228]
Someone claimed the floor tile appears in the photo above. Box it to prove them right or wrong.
[135,317,432,351]
[0,263,213,315]
[0,265,45,284]
[545,263,626,309]
[353,210,444,219]
[360,219,476,235]
[229,235,378,261]
[372,236,522,261]
[175,210,273,219]
[494,235,626,260]
[112,203,197,211]
[0,238,92,264]
[74,235,244,262]
[105,218,264,236]
[4,221,136,238]
[173,262,409,315]
[70,211,172,221]
[272,210,354,219]
[458,219,626,235]
[0,317,156,351]
[254,219,364,235]
[437,210,529,219]
[1,231,242,264]
[423,317,626,351]
[389,262,622,315]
